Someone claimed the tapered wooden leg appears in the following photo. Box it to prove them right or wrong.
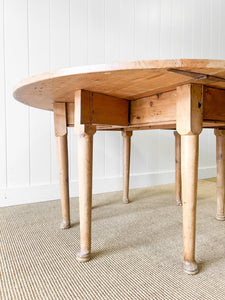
[176,84,203,275]
[214,129,225,221]
[181,135,199,275]
[54,103,70,230]
[174,131,182,206]
[56,135,70,229]
[75,125,96,262]
[122,131,132,204]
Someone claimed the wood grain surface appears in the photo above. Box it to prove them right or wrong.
[13,59,225,111]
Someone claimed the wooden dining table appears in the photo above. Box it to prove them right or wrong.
[13,59,225,275]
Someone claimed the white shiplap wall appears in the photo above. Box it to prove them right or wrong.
[1,0,224,207]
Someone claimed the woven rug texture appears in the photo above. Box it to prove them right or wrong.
[0,178,225,299]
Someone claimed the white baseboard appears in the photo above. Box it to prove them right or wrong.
[0,166,216,207]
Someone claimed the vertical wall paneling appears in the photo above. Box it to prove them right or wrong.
[68,128,78,183]
[199,130,210,168]
[69,0,88,184]
[105,0,121,179]
[209,0,220,59]
[218,0,225,59]
[4,0,30,188]
[169,130,175,171]
[141,131,153,174]
[200,0,216,171]
[119,0,135,173]
[70,0,88,66]
[200,0,210,59]
[1,0,222,206]
[93,131,106,179]
[160,129,175,172]
[130,131,136,176]
[182,0,193,58]
[134,0,148,60]
[157,130,171,173]
[50,115,58,184]
[146,1,161,175]
[0,0,6,189]
[87,0,105,64]
[28,0,51,185]
[147,0,161,59]
[160,0,172,59]
[205,0,225,169]
[199,0,212,172]
[206,131,216,168]
[146,131,159,175]
[132,131,148,174]
[105,0,120,62]
[158,0,172,171]
[171,0,183,58]
[49,0,70,70]
[69,0,90,184]
[105,132,121,178]
[49,0,70,184]
[119,0,135,61]
[87,0,106,178]
[191,0,202,59]
[146,1,161,178]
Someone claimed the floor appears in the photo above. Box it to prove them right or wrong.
[1,178,225,300]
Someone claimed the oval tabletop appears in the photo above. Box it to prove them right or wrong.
[13,59,225,111]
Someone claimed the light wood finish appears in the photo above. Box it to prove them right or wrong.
[174,131,182,206]
[180,135,199,275]
[67,101,225,130]
[214,129,225,221]
[14,59,225,111]
[96,124,176,131]
[75,89,96,262]
[122,131,133,204]
[167,68,225,82]
[67,102,176,130]
[56,135,70,229]
[74,90,129,126]
[75,124,96,262]
[14,59,225,275]
[176,83,203,275]
[130,90,176,125]
[53,103,70,229]
[203,87,225,122]
[53,102,67,136]
[176,84,203,135]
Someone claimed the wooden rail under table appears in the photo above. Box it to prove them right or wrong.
[13,59,225,275]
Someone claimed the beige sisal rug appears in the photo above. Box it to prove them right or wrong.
[1,178,225,299]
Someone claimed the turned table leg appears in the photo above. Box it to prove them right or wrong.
[214,129,225,221]
[56,135,70,229]
[122,131,132,204]
[176,84,203,275]
[174,131,182,206]
[54,103,70,230]
[181,135,199,274]
[74,90,97,262]
[75,125,96,262]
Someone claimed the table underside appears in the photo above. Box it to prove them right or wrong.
[56,85,225,131]
[14,59,225,111]
[14,60,225,275]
